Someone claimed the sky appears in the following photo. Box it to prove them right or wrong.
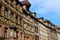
[19,0,60,26]
[28,0,60,26]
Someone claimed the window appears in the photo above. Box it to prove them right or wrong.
[23,5,26,10]
[4,31,7,38]
[10,29,13,37]
[35,36,39,40]
[32,28,34,32]
[16,15,18,24]
[20,32,22,40]
[16,2,19,10]
[35,26,38,33]
[14,31,17,40]
[4,27,8,39]
[0,3,2,16]
[14,31,16,38]
[10,12,14,21]
[49,24,51,27]
[20,16,22,26]
[0,25,1,27]
[20,32,22,37]
[0,7,1,16]
[4,7,8,18]
[11,0,14,4]
[24,24,27,29]
[27,37,29,40]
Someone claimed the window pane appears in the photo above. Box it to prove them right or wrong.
[14,31,16,38]
[0,3,2,16]
[20,32,22,40]
[4,8,8,18]
[16,15,18,24]
[20,17,22,26]
[10,29,13,37]
[10,12,14,21]
[4,31,7,38]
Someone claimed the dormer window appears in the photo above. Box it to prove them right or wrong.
[49,24,51,27]
[23,5,27,10]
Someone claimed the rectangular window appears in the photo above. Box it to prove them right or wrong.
[20,16,22,26]
[16,2,19,10]
[0,8,1,16]
[14,31,17,40]
[4,27,8,39]
[14,31,17,38]
[24,24,27,29]
[4,7,8,18]
[0,3,2,16]
[35,36,39,40]
[10,29,13,37]
[10,12,14,21]
[35,26,38,33]
[27,37,29,40]
[20,32,22,40]
[4,31,7,38]
[16,15,18,24]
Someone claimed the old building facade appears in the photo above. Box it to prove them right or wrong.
[0,0,59,40]
[0,0,35,40]
[44,20,58,40]
[55,26,60,40]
